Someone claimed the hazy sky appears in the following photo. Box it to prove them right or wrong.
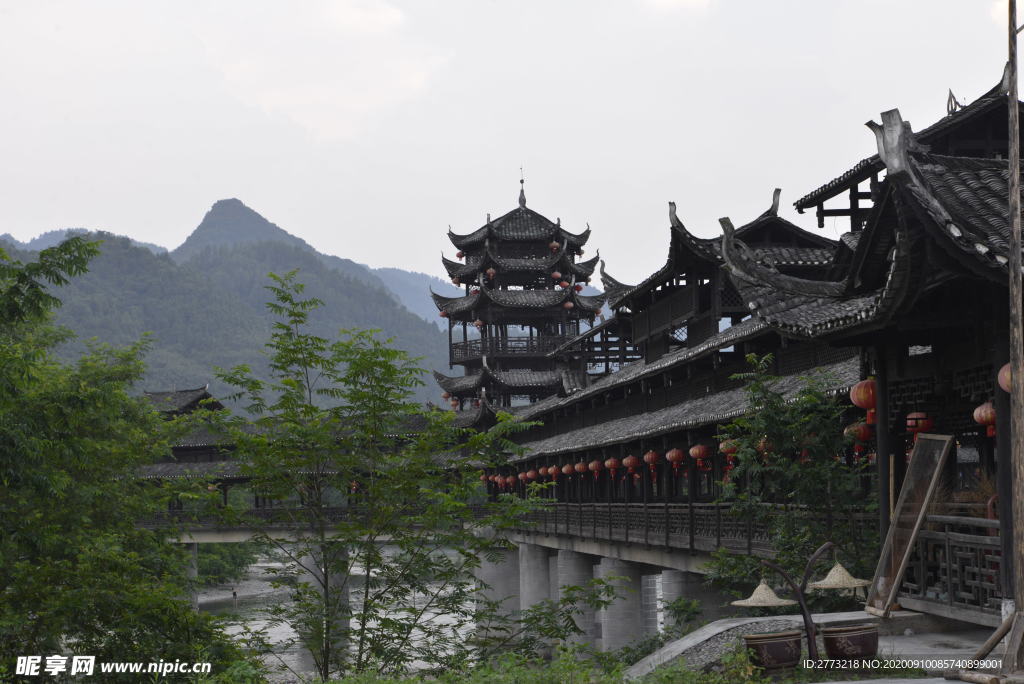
[0,0,1011,282]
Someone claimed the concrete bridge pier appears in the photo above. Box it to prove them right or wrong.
[556,549,598,647]
[519,542,553,610]
[661,569,686,629]
[185,542,199,610]
[596,558,644,652]
[295,544,350,676]
[475,546,520,636]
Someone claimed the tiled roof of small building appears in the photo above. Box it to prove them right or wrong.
[144,386,220,414]
[516,357,859,458]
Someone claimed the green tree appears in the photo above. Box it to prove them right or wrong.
[209,271,615,682]
[706,354,878,610]
[0,239,254,677]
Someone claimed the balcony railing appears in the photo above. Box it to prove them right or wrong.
[451,335,575,363]
[506,501,874,558]
[897,514,1003,626]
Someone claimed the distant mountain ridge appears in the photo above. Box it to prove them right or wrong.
[171,198,461,325]
[2,228,167,255]
[0,200,458,405]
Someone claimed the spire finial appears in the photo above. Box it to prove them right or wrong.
[519,167,526,208]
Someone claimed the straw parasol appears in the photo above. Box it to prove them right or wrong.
[731,579,797,607]
[807,562,871,593]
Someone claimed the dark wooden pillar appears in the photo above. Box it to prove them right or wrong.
[874,344,892,540]
[995,301,1015,599]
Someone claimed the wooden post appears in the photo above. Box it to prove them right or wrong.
[875,344,892,539]
[1004,0,1024,672]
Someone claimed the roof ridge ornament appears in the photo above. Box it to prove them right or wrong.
[769,188,781,216]
[866,109,916,179]
[519,169,526,208]
[947,88,963,115]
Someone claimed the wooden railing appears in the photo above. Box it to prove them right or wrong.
[506,502,865,557]
[451,335,575,362]
[897,514,1003,625]
[632,287,696,343]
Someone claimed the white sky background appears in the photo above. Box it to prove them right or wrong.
[0,0,1010,282]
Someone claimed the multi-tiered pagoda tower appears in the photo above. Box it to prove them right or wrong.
[433,183,605,412]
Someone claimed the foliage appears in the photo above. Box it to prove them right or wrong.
[204,271,617,682]
[706,354,879,611]
[0,239,256,677]
[198,542,261,587]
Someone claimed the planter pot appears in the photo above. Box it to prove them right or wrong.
[821,623,878,659]
[742,630,802,670]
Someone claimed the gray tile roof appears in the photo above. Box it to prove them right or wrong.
[516,357,860,458]
[508,317,769,423]
[144,386,219,414]
[793,80,1008,211]
[447,207,590,248]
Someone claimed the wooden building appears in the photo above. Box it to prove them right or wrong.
[433,183,605,411]
[467,80,1024,627]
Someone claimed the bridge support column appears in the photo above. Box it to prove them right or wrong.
[476,547,520,617]
[519,543,552,610]
[556,549,597,647]
[295,544,349,677]
[184,542,199,610]
[661,569,686,630]
[641,573,660,636]
[597,558,643,652]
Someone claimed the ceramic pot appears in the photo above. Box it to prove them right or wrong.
[742,630,802,669]
[821,623,878,659]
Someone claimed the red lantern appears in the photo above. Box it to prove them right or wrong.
[551,271,562,280]
[689,444,710,461]
[604,457,621,480]
[471,288,480,295]
[473,319,484,328]
[666,448,685,477]
[517,472,527,482]
[850,378,876,410]
[479,473,488,482]
[456,251,464,259]
[999,362,1012,393]
[906,411,933,433]
[439,311,449,318]
[505,475,516,487]
[562,464,574,477]
[622,454,640,480]
[527,469,538,481]
[486,267,497,280]
[574,284,583,292]
[563,301,575,309]
[574,462,587,474]
[452,277,460,286]
[719,440,738,455]
[974,401,997,438]
[549,466,558,481]
[866,408,877,425]
[549,240,560,252]
[588,459,603,479]
[441,392,451,399]
[643,450,661,482]
[844,422,872,443]
[560,280,570,289]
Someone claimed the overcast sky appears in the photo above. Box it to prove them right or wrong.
[0,0,1011,282]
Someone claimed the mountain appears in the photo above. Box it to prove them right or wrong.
[171,199,385,291]
[2,228,167,254]
[2,201,455,405]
